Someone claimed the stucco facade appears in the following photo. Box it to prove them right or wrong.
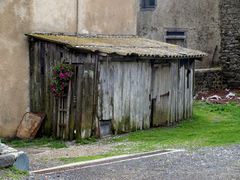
[78,0,137,35]
[137,0,221,68]
[0,0,137,137]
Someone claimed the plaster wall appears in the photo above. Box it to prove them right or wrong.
[137,0,221,68]
[0,0,137,137]
[78,0,137,35]
[0,0,77,137]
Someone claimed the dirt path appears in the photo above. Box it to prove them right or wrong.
[16,141,127,171]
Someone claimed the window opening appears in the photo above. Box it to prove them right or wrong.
[141,0,156,10]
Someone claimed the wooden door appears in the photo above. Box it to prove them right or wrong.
[151,63,171,127]
[72,63,96,139]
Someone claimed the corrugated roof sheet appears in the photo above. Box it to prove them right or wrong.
[27,33,207,59]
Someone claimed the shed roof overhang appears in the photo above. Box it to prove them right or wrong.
[26,33,207,60]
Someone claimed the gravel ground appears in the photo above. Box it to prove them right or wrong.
[16,141,125,171]
[28,145,240,180]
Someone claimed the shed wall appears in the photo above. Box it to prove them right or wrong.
[30,40,99,139]
[98,61,152,133]
[98,59,194,135]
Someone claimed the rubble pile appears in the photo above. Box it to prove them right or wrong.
[195,89,240,104]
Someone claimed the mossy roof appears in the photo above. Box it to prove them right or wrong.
[27,33,207,59]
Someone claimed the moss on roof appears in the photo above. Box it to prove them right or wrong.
[27,33,207,58]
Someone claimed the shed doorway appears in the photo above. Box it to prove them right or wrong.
[151,63,171,127]
[72,63,96,139]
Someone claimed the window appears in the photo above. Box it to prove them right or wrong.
[165,28,187,47]
[141,0,156,10]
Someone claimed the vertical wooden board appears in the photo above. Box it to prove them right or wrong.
[152,63,171,127]
[112,62,124,133]
[136,62,143,130]
[75,63,84,139]
[178,61,185,121]
[121,62,130,132]
[48,43,57,137]
[189,60,194,117]
[43,42,53,136]
[80,63,95,138]
[68,53,77,140]
[30,41,37,111]
[98,61,113,121]
[129,62,138,131]
[170,61,178,124]
[143,62,152,129]
[184,60,190,119]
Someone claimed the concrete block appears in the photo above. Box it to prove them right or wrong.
[0,154,15,168]
[0,143,29,170]
[13,152,29,171]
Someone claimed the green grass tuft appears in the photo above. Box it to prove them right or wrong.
[59,153,119,164]
[0,167,29,180]
[75,137,97,145]
[2,137,67,149]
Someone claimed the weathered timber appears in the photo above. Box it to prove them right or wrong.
[29,37,197,140]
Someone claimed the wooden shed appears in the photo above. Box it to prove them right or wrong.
[27,33,206,140]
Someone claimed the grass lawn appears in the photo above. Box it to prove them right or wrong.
[2,137,67,149]
[2,101,240,164]
[112,101,240,152]
[61,101,240,163]
[0,167,29,180]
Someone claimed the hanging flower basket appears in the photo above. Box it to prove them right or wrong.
[50,63,73,97]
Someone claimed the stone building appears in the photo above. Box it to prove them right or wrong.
[0,0,137,137]
[220,0,240,88]
[137,0,221,68]
[137,0,240,89]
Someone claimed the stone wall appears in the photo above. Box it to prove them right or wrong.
[195,68,224,92]
[137,0,221,68]
[220,0,240,88]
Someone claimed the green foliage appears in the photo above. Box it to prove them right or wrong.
[0,167,29,180]
[3,137,67,149]
[113,102,240,151]
[75,137,97,145]
[59,153,118,164]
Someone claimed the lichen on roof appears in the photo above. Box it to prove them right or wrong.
[27,33,207,59]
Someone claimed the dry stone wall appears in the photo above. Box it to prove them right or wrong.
[195,68,224,93]
[220,0,240,88]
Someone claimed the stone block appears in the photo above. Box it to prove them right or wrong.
[0,143,29,170]
[13,152,29,171]
[0,154,15,168]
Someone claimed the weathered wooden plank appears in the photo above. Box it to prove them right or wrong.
[152,63,171,126]
[178,60,185,121]
[75,63,84,139]
[80,63,95,138]
[189,60,194,117]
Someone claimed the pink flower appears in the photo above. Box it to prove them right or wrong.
[59,73,65,79]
